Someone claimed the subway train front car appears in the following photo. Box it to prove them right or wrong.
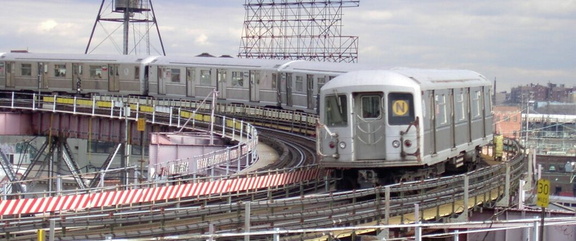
[317,69,493,189]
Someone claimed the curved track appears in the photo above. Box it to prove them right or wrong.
[257,127,317,170]
[0,93,525,240]
[1,140,522,241]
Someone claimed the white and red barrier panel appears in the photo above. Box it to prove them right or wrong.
[0,169,327,216]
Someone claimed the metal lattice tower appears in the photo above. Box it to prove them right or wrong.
[85,0,166,55]
[238,0,360,63]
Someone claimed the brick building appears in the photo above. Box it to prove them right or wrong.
[509,83,574,104]
[493,106,522,139]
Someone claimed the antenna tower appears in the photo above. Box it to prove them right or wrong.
[85,0,166,55]
[238,0,360,63]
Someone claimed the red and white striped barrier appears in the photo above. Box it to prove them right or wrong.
[0,169,327,216]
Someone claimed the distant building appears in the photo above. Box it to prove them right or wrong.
[509,83,575,104]
[548,83,573,102]
[493,106,522,139]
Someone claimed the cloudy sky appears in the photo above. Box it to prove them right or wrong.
[2,0,575,92]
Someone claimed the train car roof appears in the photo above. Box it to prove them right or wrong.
[150,55,293,70]
[0,52,157,64]
[285,61,383,75]
[393,68,491,90]
[152,56,386,74]
[321,68,491,92]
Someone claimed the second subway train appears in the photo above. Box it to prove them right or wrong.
[0,52,378,113]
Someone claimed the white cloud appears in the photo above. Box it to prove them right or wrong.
[195,34,209,46]
[38,20,58,33]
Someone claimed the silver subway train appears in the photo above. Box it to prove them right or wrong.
[317,69,493,188]
[0,52,375,112]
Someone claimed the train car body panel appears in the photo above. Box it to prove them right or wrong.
[0,52,385,114]
[0,52,151,96]
[147,56,289,105]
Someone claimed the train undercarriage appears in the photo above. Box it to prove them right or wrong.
[333,147,482,190]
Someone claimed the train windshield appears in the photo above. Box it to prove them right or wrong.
[361,94,381,119]
[325,94,348,126]
[388,93,415,125]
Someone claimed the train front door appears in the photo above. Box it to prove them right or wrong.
[353,92,386,160]
[4,62,15,88]
[108,64,120,92]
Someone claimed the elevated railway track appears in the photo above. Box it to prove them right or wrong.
[0,92,525,240]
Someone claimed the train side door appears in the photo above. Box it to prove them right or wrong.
[483,86,493,136]
[4,62,15,88]
[353,92,386,160]
[306,74,314,110]
[432,90,452,152]
[249,70,259,102]
[142,65,149,95]
[0,62,5,88]
[108,64,120,92]
[275,73,282,107]
[422,91,435,155]
[285,73,293,107]
[186,67,195,97]
[72,63,82,92]
[217,69,227,99]
[453,88,470,146]
[157,66,167,95]
[469,87,485,140]
[40,63,49,89]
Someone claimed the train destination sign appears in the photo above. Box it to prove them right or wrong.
[392,100,409,117]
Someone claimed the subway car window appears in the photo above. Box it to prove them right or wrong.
[295,75,304,92]
[325,95,348,126]
[361,95,381,119]
[21,63,32,76]
[200,70,211,85]
[134,66,139,80]
[90,65,102,78]
[456,92,466,121]
[388,93,415,125]
[472,90,481,118]
[171,68,180,82]
[231,71,245,87]
[435,94,448,125]
[55,64,66,77]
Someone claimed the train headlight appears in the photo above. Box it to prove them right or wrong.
[392,140,401,148]
[339,141,346,149]
[329,141,336,149]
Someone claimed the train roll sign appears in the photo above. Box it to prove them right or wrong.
[536,178,550,208]
[392,100,409,117]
